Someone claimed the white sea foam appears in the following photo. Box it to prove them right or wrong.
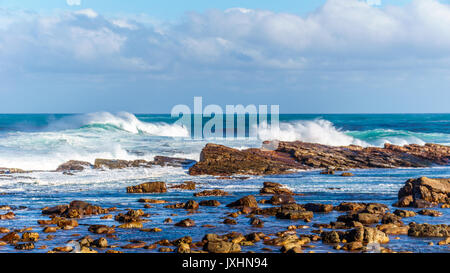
[257,119,368,146]
[46,111,189,137]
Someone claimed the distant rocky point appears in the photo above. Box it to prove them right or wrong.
[188,141,450,176]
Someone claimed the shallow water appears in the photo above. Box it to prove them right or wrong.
[1,166,449,253]
[0,113,449,253]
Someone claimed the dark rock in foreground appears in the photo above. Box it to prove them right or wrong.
[189,142,450,176]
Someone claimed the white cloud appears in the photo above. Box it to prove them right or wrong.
[67,0,82,6]
[1,0,450,76]
[74,8,98,18]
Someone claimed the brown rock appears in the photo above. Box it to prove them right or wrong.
[304,203,333,213]
[126,182,167,193]
[260,182,295,195]
[174,218,196,227]
[194,189,229,197]
[56,160,92,172]
[418,209,443,217]
[189,142,450,176]
[169,181,196,190]
[408,223,450,237]
[395,177,450,207]
[269,194,295,205]
[226,195,258,208]
[199,200,221,207]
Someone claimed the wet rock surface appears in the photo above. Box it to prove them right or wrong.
[189,142,450,176]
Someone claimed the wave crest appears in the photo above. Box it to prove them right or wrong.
[257,119,368,146]
[46,112,189,137]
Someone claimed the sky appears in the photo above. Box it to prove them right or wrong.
[1,0,450,113]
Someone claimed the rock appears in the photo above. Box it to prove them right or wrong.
[320,169,335,175]
[94,159,133,169]
[378,224,409,235]
[177,243,191,253]
[342,241,363,251]
[223,219,237,225]
[269,194,295,205]
[53,246,73,252]
[118,222,143,229]
[184,200,199,210]
[304,203,333,213]
[22,232,39,242]
[43,227,58,233]
[321,231,342,244]
[0,227,10,233]
[138,198,168,204]
[189,142,450,176]
[418,209,442,217]
[88,225,115,234]
[250,217,264,227]
[394,177,450,207]
[194,189,229,197]
[122,242,146,249]
[199,200,221,207]
[0,232,20,243]
[42,200,111,218]
[92,237,108,248]
[152,156,196,167]
[203,237,241,253]
[393,209,416,218]
[345,227,389,244]
[408,223,450,237]
[334,202,366,212]
[174,218,196,227]
[15,243,35,250]
[226,195,258,208]
[126,182,167,193]
[56,160,92,172]
[0,168,26,174]
[381,213,404,225]
[169,181,196,190]
[0,212,14,220]
[276,211,313,222]
[337,212,382,225]
[341,172,354,177]
[260,182,294,195]
[438,237,450,245]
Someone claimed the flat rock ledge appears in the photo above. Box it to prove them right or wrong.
[188,141,450,176]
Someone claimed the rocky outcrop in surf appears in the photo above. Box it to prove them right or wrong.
[393,177,450,208]
[189,141,450,176]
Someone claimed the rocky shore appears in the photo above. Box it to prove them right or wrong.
[189,141,450,176]
[0,175,449,253]
[0,141,449,253]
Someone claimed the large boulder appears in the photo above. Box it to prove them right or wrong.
[226,195,258,208]
[345,227,389,244]
[42,200,111,218]
[189,142,450,176]
[126,182,167,193]
[408,223,450,237]
[394,177,450,207]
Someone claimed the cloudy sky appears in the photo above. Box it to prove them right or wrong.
[1,0,450,113]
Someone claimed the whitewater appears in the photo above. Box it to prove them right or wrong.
[0,112,449,170]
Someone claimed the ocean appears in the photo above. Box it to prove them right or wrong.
[0,113,449,253]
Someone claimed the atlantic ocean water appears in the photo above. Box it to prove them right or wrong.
[0,113,449,253]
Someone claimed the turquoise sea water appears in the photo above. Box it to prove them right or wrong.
[0,113,449,253]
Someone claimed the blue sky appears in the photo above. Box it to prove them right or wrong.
[1,0,450,113]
